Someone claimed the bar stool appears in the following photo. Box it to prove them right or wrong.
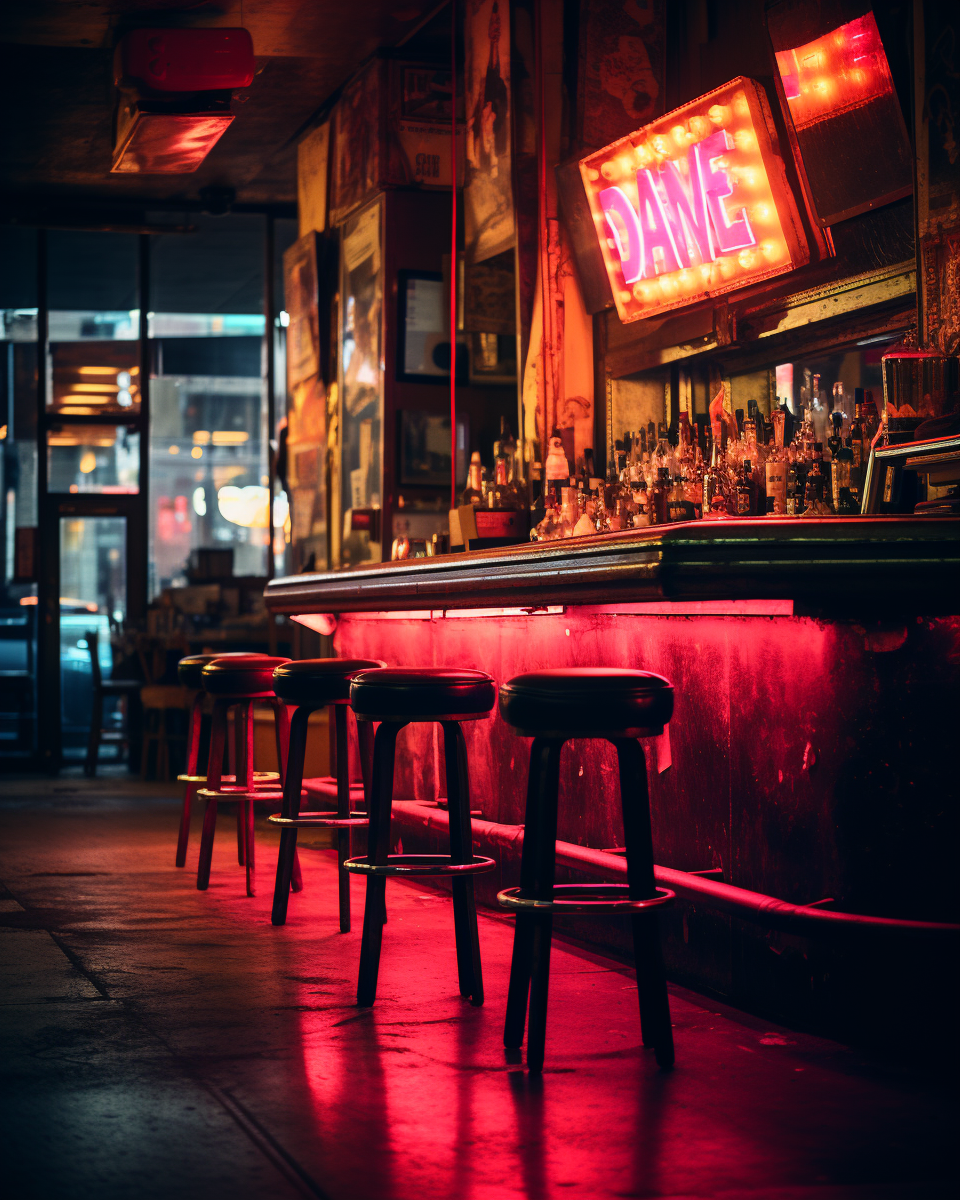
[195,655,292,897]
[497,668,676,1073]
[174,652,278,868]
[344,668,498,1007]
[268,658,383,932]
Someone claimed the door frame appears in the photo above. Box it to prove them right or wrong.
[35,232,151,770]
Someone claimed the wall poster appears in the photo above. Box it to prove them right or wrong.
[339,198,383,566]
[464,0,515,263]
[283,234,326,567]
[331,65,381,224]
[297,121,329,237]
[577,0,665,152]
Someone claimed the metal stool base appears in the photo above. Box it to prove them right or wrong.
[269,811,369,829]
[345,853,496,877]
[498,884,674,913]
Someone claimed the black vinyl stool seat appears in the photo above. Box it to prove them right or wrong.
[498,668,676,1073]
[174,652,279,868]
[268,658,383,932]
[344,668,497,1007]
[195,656,293,898]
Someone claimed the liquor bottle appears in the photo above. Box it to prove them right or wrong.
[801,477,833,517]
[544,429,571,499]
[785,469,799,516]
[678,410,695,465]
[765,409,787,514]
[558,486,580,537]
[806,443,830,511]
[682,466,703,520]
[863,389,881,446]
[836,485,860,514]
[736,460,753,515]
[652,466,671,524]
[572,496,597,537]
[494,416,517,483]
[702,437,730,518]
[827,410,843,462]
[831,442,852,510]
[460,451,483,506]
[633,480,652,527]
[530,494,561,541]
[489,454,522,510]
[667,474,696,522]
[850,394,866,490]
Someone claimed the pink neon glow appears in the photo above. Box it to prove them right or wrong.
[599,186,645,283]
[659,154,715,266]
[600,130,758,285]
[695,130,757,253]
[637,169,685,276]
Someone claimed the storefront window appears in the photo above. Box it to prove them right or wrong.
[148,215,268,596]
[47,425,140,494]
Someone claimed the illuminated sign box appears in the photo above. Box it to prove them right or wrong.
[768,10,911,226]
[579,77,811,325]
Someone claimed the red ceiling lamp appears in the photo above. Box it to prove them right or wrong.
[111,28,255,174]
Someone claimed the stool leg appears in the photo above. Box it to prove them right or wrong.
[443,721,484,1004]
[504,737,563,1060]
[356,721,402,1006]
[356,718,384,923]
[335,704,351,933]
[176,694,203,866]
[233,702,247,866]
[272,699,291,783]
[357,717,374,808]
[614,737,674,1070]
[197,700,228,890]
[271,705,313,925]
[241,702,257,897]
[525,739,563,1074]
[270,699,302,887]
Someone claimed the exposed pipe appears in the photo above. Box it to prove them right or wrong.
[390,801,960,941]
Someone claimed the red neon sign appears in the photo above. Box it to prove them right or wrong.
[580,77,810,325]
[775,12,895,130]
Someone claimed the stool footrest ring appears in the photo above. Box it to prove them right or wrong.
[497,884,674,913]
[196,787,293,802]
[177,771,279,786]
[268,812,369,829]
[344,853,496,877]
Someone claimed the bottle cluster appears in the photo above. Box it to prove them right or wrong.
[530,383,881,542]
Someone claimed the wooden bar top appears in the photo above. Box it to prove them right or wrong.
[264,516,960,617]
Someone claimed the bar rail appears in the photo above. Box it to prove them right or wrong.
[266,516,960,616]
[389,801,960,941]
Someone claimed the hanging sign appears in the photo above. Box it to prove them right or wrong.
[579,77,811,325]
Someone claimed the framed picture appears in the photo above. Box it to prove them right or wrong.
[468,330,516,386]
[397,270,450,383]
[399,410,452,487]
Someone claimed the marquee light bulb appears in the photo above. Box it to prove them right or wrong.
[708,104,730,126]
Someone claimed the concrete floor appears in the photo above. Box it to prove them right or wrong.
[0,773,954,1200]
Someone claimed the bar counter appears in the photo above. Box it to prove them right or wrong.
[264,516,960,617]
[264,516,959,1041]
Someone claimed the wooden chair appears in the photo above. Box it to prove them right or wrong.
[84,629,141,777]
[140,684,192,781]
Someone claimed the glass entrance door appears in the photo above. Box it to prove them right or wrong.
[58,515,127,762]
